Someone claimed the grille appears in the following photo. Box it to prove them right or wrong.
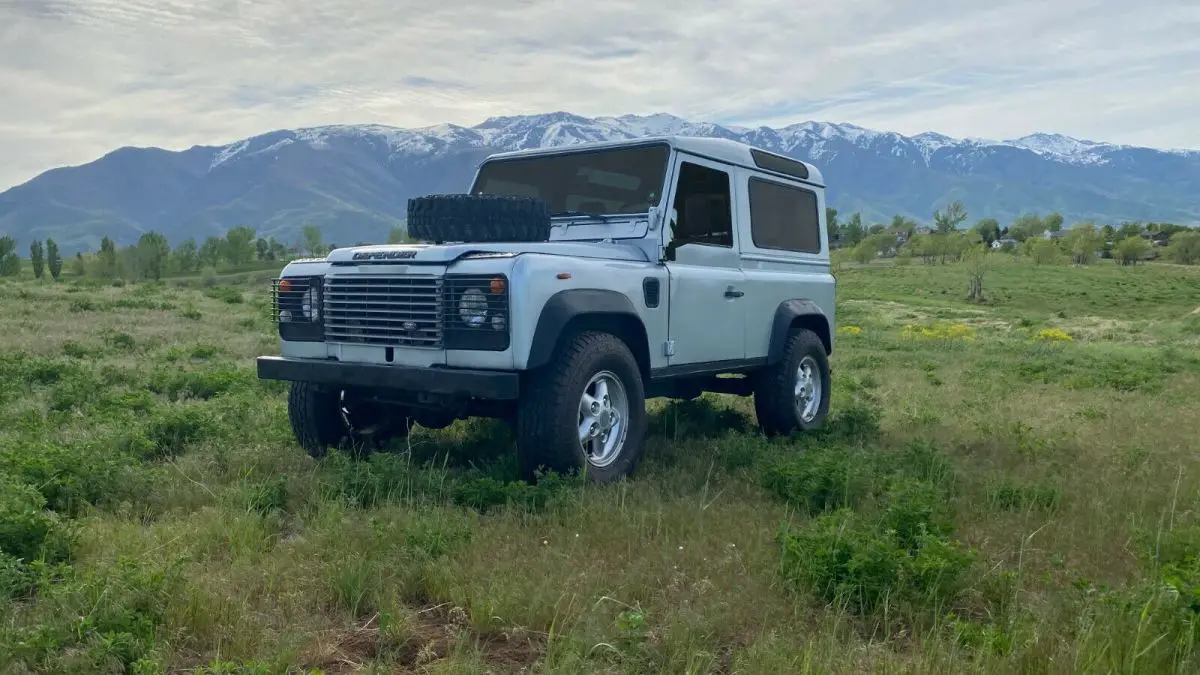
[323,275,443,347]
[270,277,319,324]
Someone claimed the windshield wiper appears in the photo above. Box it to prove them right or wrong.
[550,210,610,222]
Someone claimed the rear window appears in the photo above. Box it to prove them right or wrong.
[747,177,822,254]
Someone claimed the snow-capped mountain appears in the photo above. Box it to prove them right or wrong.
[3,112,1199,254]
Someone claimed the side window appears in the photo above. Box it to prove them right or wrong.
[668,161,733,251]
[748,177,821,254]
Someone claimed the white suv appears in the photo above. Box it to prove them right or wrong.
[258,136,836,483]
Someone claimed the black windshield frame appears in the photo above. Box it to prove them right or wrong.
[470,142,671,216]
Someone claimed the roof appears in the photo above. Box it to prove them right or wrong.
[483,135,825,187]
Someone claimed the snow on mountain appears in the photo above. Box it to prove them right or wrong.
[204,111,1180,174]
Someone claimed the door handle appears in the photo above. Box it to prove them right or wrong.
[725,286,744,298]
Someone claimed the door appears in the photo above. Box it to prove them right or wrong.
[663,155,747,367]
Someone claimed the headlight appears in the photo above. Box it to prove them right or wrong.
[301,285,320,320]
[458,287,489,327]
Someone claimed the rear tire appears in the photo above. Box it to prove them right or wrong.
[287,383,412,459]
[753,329,831,437]
[515,331,646,483]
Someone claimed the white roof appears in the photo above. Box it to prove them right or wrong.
[484,135,825,187]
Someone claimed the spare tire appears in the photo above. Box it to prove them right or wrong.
[406,194,552,244]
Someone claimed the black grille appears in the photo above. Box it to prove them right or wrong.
[443,275,511,351]
[323,275,443,347]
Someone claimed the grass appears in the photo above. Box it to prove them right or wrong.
[1,256,1199,673]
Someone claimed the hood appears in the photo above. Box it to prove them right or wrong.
[327,241,650,264]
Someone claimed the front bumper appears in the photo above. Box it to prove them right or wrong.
[256,356,520,400]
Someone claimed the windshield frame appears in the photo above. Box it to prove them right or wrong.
[468,140,673,218]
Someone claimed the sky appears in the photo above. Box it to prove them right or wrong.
[1,0,1199,190]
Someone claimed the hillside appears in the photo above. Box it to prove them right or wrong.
[3,111,1200,254]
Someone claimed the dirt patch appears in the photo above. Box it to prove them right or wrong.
[300,604,545,674]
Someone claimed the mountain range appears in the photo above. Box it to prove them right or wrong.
[3,111,1199,255]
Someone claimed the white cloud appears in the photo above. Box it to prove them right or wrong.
[1,0,1198,188]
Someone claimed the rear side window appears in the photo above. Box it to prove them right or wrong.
[748,177,821,254]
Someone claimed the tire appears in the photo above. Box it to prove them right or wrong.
[753,328,831,437]
[406,194,552,244]
[515,331,646,483]
[287,382,412,459]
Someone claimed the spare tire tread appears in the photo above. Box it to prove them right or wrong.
[406,194,552,243]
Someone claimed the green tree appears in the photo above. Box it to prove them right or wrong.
[890,215,918,240]
[1065,222,1103,265]
[46,238,62,280]
[29,240,45,279]
[1044,212,1064,232]
[826,208,840,244]
[1008,213,1046,242]
[134,231,171,280]
[224,226,256,266]
[302,225,324,256]
[199,236,224,269]
[1115,236,1150,266]
[842,213,865,247]
[255,238,271,260]
[1118,221,1144,240]
[72,253,86,277]
[933,200,968,234]
[1167,230,1200,265]
[0,236,19,276]
[1027,238,1061,265]
[962,244,991,302]
[1100,224,1116,241]
[970,218,1001,246]
[97,236,118,277]
[172,239,199,274]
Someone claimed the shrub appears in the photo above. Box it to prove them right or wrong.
[761,446,875,515]
[778,507,974,615]
[0,475,72,564]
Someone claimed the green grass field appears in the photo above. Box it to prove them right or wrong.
[2,258,1199,674]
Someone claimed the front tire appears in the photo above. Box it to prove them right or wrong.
[753,329,831,437]
[516,331,646,483]
[287,383,412,459]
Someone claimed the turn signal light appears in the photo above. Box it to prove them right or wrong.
[489,277,506,295]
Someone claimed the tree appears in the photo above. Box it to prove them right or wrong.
[970,218,1001,246]
[1118,221,1144,240]
[1100,224,1116,241]
[933,200,968,234]
[72,253,86,277]
[302,225,324,256]
[1044,212,1064,232]
[1114,236,1150,266]
[1009,213,1045,242]
[890,215,918,240]
[1167,230,1200,265]
[842,213,865,247]
[199,236,224,269]
[97,236,118,277]
[1065,223,1103,265]
[1027,238,1061,265]
[46,238,62,280]
[134,231,171,280]
[963,244,991,302]
[826,208,840,244]
[255,238,271,261]
[172,238,199,274]
[224,226,256,266]
[0,236,19,276]
[29,240,45,279]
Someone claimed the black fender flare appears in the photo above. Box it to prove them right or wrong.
[526,289,646,370]
[767,299,833,364]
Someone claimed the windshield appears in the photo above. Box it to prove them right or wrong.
[470,142,670,216]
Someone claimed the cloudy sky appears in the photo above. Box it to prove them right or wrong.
[2,0,1198,189]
